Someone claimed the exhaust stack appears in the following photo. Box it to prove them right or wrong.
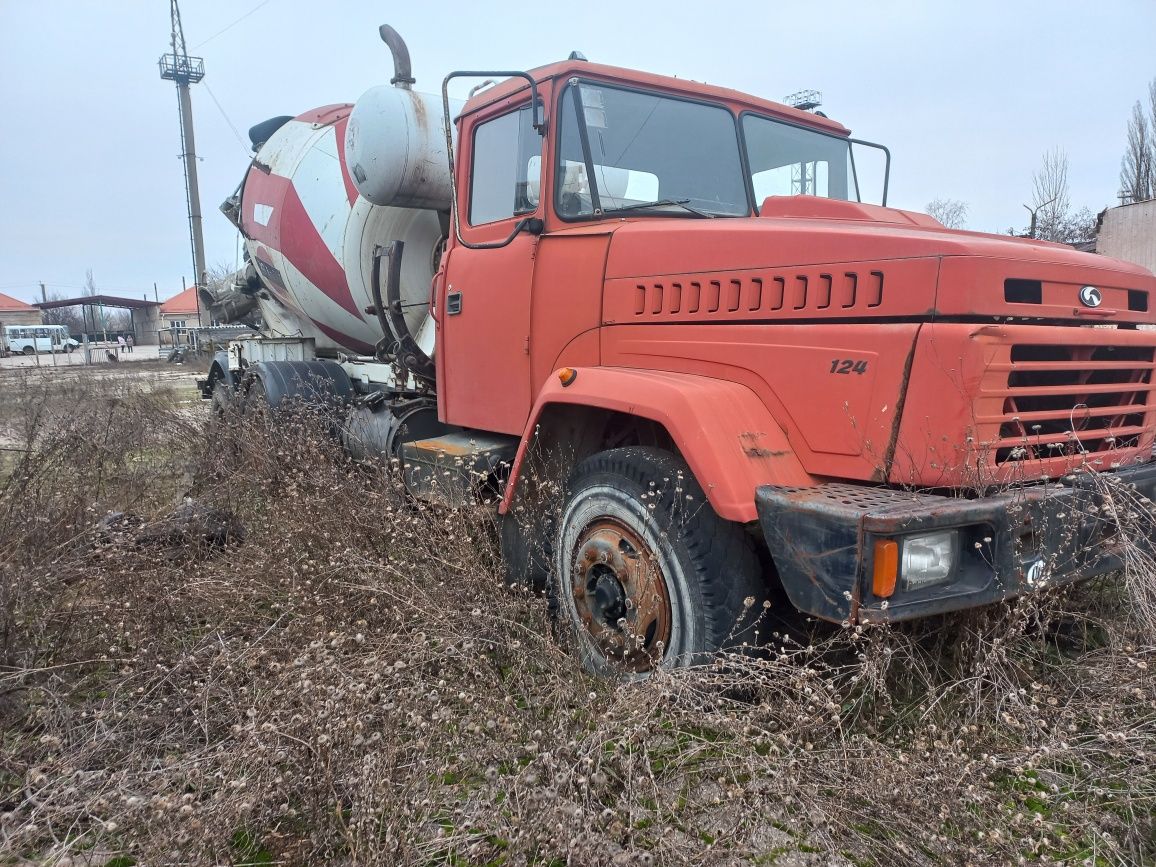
[379,24,414,90]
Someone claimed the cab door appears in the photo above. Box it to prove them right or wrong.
[438,96,547,436]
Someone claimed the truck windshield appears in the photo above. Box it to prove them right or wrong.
[556,82,749,219]
[742,114,858,206]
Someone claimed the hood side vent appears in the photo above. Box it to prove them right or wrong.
[631,268,884,320]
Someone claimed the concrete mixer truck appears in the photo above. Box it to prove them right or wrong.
[201,23,1156,674]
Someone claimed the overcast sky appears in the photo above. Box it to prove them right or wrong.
[0,0,1152,304]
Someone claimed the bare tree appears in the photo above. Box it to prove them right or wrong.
[1057,206,1098,246]
[1151,77,1156,169]
[1029,148,1072,242]
[40,291,85,334]
[205,261,238,296]
[105,310,133,333]
[1117,77,1156,205]
[1120,98,1153,204]
[926,198,968,228]
[76,268,131,336]
[1009,149,1096,245]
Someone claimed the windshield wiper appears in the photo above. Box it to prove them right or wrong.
[601,198,716,218]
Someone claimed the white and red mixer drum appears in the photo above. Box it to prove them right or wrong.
[238,87,461,356]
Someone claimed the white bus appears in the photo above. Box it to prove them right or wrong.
[2,325,79,355]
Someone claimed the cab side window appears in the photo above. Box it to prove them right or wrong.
[469,106,541,226]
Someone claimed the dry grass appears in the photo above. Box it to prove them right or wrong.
[1,371,1155,866]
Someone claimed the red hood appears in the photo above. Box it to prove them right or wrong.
[600,197,1155,325]
[594,198,1156,491]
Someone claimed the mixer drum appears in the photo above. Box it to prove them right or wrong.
[238,96,454,356]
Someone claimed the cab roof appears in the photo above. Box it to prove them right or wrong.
[458,59,851,137]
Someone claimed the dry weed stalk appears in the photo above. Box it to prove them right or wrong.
[0,372,1154,865]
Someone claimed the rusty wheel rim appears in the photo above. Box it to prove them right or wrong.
[570,518,672,672]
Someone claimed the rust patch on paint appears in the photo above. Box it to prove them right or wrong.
[739,431,788,459]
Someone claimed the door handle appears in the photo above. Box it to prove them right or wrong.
[447,291,463,315]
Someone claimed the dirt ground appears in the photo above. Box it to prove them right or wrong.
[0,356,205,393]
[0,361,206,460]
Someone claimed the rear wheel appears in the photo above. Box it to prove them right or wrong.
[241,374,272,423]
[551,447,766,676]
[210,380,234,418]
[22,345,34,356]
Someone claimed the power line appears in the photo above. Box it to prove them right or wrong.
[0,282,86,291]
[0,282,180,298]
[192,0,274,49]
[203,81,250,155]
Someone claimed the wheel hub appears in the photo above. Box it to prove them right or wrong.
[571,519,672,672]
[588,566,627,626]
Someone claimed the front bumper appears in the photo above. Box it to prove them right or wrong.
[755,462,1156,624]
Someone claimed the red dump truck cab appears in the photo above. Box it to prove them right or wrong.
[433,58,1156,647]
[206,35,1156,675]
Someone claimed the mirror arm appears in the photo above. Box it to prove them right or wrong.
[849,137,891,206]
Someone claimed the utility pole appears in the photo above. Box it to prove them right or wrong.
[39,281,46,304]
[159,0,209,328]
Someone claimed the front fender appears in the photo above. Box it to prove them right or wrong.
[501,367,813,523]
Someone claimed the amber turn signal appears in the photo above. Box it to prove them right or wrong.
[872,539,898,598]
[558,367,578,386]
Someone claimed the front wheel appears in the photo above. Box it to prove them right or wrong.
[551,447,767,676]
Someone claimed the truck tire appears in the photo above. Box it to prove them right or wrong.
[210,381,234,417]
[500,507,554,592]
[551,446,766,676]
[233,374,275,432]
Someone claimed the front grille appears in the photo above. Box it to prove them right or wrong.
[985,343,1156,465]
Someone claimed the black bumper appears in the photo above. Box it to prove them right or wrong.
[755,462,1156,624]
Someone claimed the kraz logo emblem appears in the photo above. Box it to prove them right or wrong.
[1079,285,1103,308]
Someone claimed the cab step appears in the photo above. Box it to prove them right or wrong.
[399,431,519,507]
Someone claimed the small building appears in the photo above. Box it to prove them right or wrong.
[0,291,44,327]
[159,286,201,345]
[1097,199,1156,275]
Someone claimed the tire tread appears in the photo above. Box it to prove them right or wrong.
[557,446,767,663]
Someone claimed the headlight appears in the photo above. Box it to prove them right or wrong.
[901,530,957,589]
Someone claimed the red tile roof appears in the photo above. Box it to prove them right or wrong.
[0,291,36,312]
[160,286,200,315]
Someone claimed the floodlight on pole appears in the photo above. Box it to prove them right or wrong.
[159,0,209,328]
[783,89,822,112]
